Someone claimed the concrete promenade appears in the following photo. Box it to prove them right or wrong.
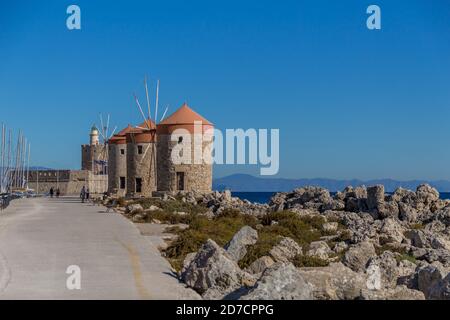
[0,197,199,300]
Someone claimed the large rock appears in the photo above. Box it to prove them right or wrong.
[435,207,450,226]
[126,204,143,215]
[298,262,366,300]
[430,236,450,252]
[181,252,197,275]
[379,218,405,244]
[336,211,377,243]
[377,201,399,219]
[417,264,448,299]
[405,230,428,248]
[342,186,368,212]
[270,187,336,213]
[321,200,345,212]
[202,191,269,217]
[366,251,398,289]
[423,248,450,266]
[246,256,275,275]
[430,273,450,300]
[367,185,385,213]
[342,241,376,272]
[269,237,302,263]
[416,184,440,206]
[240,263,314,300]
[391,187,416,204]
[398,203,419,222]
[181,239,255,299]
[224,226,258,262]
[360,285,425,300]
[306,241,332,260]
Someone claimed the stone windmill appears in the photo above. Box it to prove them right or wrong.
[128,76,169,195]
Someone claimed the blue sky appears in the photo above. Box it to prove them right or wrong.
[0,0,449,180]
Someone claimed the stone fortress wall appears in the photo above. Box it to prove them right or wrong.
[28,170,107,195]
[28,125,108,196]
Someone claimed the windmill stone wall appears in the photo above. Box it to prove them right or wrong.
[125,132,157,198]
[156,134,212,193]
[107,143,127,196]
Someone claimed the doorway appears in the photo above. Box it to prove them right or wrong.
[135,178,142,193]
[176,172,185,191]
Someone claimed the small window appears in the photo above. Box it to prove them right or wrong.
[120,149,125,155]
[120,177,126,189]
[138,145,143,154]
[135,178,142,193]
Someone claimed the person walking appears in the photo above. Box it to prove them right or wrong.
[80,186,86,203]
[49,187,54,198]
[86,188,90,202]
[56,188,60,198]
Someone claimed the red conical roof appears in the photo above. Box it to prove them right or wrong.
[137,118,156,130]
[159,103,212,126]
[116,124,134,136]
[109,124,134,144]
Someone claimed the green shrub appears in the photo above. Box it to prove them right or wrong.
[145,211,194,225]
[293,254,329,268]
[377,244,417,265]
[134,198,207,215]
[238,228,288,269]
[410,223,424,230]
[239,211,340,268]
[396,253,417,264]
[164,211,258,271]
[262,212,327,247]
[376,243,408,256]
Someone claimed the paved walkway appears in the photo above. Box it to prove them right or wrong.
[0,197,199,300]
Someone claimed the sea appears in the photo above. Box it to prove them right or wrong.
[232,192,450,204]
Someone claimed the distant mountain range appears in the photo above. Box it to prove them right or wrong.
[213,174,450,193]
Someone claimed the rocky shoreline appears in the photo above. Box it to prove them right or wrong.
[113,184,450,300]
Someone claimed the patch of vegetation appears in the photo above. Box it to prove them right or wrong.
[410,223,424,230]
[375,243,416,266]
[133,198,208,215]
[292,254,329,268]
[145,211,195,225]
[238,226,289,269]
[261,211,327,247]
[326,229,352,250]
[116,197,127,207]
[376,243,404,255]
[124,196,344,272]
[165,210,258,271]
[240,211,338,268]
[396,253,417,264]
